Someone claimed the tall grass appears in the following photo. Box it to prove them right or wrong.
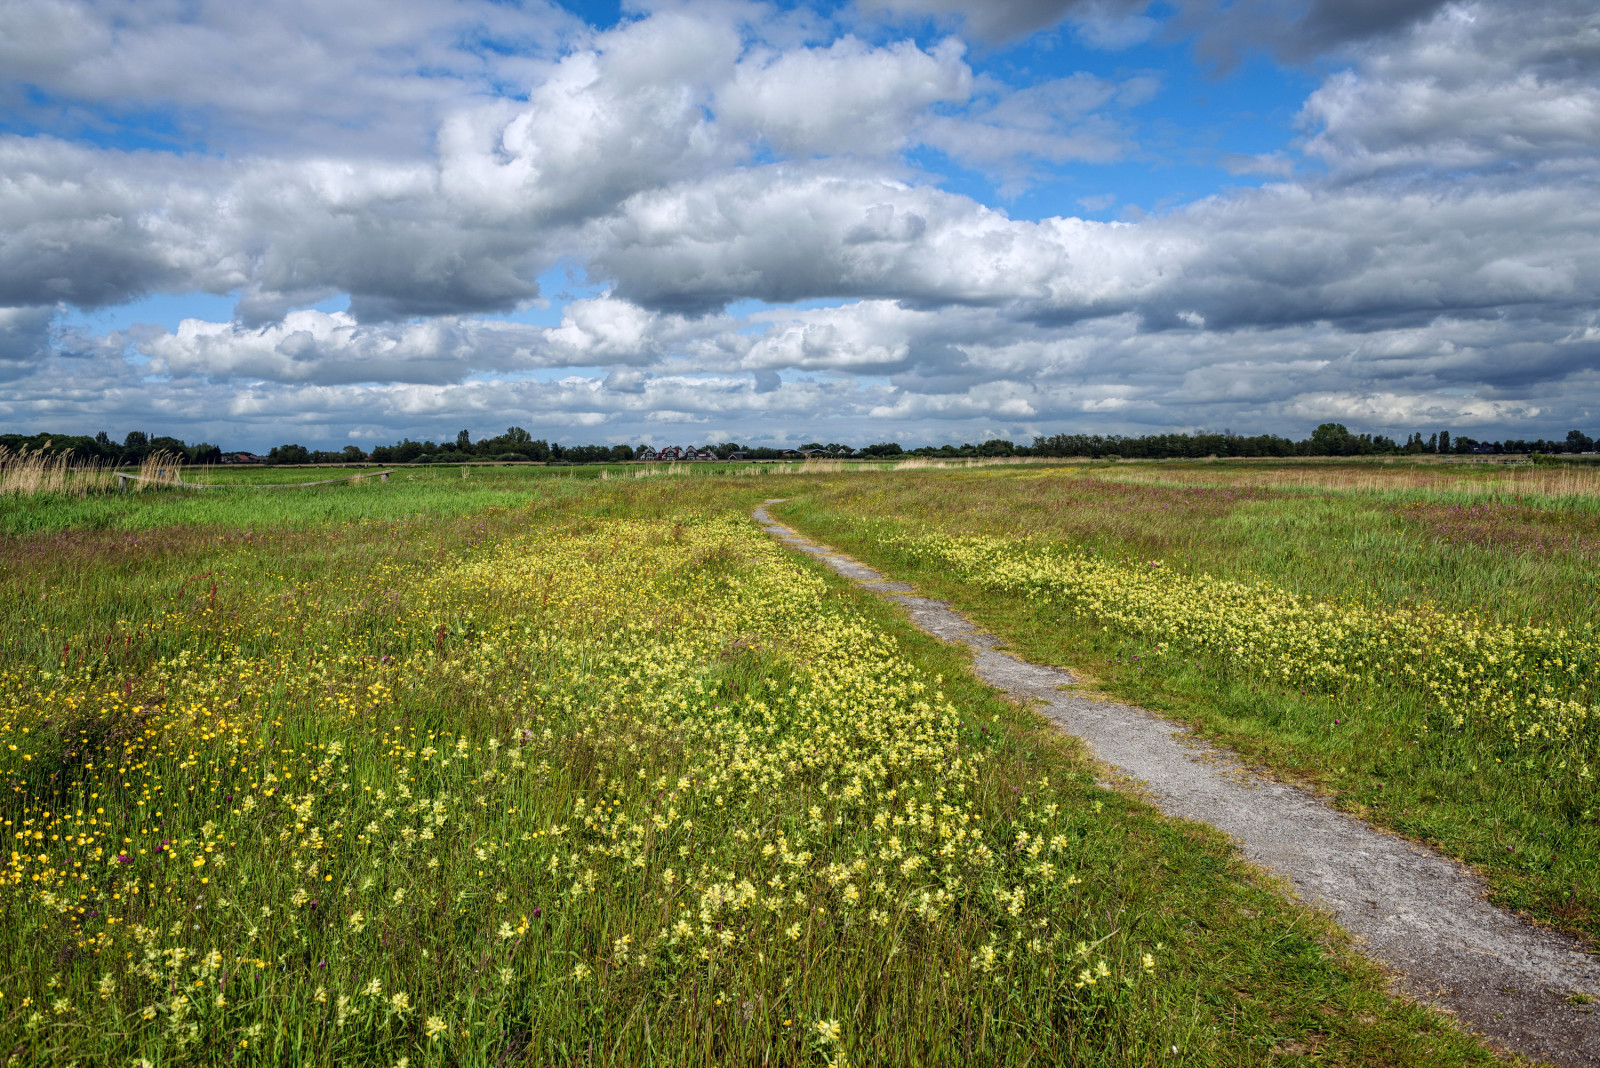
[0,447,116,497]
[0,447,204,498]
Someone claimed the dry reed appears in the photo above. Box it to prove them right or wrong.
[0,447,202,497]
[0,447,116,497]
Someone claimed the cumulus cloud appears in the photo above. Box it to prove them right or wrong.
[718,36,971,157]
[137,311,581,385]
[1299,0,1600,176]
[3,0,1598,448]
[437,11,743,227]
[0,0,574,155]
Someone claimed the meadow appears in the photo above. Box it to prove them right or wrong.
[0,468,1497,1065]
[775,459,1600,946]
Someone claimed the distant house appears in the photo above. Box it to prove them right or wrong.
[635,445,658,461]
[798,448,831,458]
[657,445,684,461]
[727,450,748,460]
[222,452,263,464]
[691,448,717,461]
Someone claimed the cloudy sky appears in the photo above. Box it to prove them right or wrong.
[1,0,1596,450]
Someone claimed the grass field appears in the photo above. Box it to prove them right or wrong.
[0,470,1503,1064]
[775,460,1600,946]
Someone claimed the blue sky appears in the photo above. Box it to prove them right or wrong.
[0,0,1595,450]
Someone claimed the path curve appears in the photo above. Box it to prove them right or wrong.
[754,501,1600,1067]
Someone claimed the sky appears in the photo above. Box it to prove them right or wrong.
[0,0,1596,451]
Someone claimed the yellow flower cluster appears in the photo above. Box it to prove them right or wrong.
[891,532,1596,768]
[0,512,1149,1061]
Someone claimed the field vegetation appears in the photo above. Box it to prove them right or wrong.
[0,471,1496,1064]
[775,460,1600,945]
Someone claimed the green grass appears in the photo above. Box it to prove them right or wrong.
[0,461,906,536]
[775,463,1600,944]
[0,475,1497,1064]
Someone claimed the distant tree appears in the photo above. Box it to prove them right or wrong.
[267,443,311,465]
[341,445,367,462]
[94,431,111,447]
[188,442,223,464]
[1568,429,1594,453]
[123,431,149,450]
[456,429,472,450]
[1306,423,1360,456]
[1438,430,1451,454]
[860,442,902,457]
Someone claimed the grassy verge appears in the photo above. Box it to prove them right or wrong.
[0,477,1495,1064]
[775,467,1600,946]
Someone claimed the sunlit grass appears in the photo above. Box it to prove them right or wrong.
[0,476,1494,1064]
[778,463,1600,942]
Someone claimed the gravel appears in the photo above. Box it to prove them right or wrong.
[756,501,1600,1067]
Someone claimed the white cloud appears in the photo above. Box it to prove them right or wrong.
[0,0,575,155]
[3,1,1599,449]
[718,36,971,157]
[1299,0,1600,176]
[918,72,1150,190]
[438,11,744,226]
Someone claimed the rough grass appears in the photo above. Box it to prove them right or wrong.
[0,476,1496,1065]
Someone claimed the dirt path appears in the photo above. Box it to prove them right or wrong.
[754,502,1600,1067]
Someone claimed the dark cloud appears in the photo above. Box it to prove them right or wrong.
[1179,0,1453,66]
[868,0,1108,41]
[873,0,1452,59]
[0,305,54,380]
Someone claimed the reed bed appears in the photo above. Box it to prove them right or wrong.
[0,447,116,497]
[0,448,204,498]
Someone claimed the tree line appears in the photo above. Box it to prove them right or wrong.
[2,423,1596,466]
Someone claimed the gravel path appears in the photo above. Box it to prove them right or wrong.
[754,501,1600,1067]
